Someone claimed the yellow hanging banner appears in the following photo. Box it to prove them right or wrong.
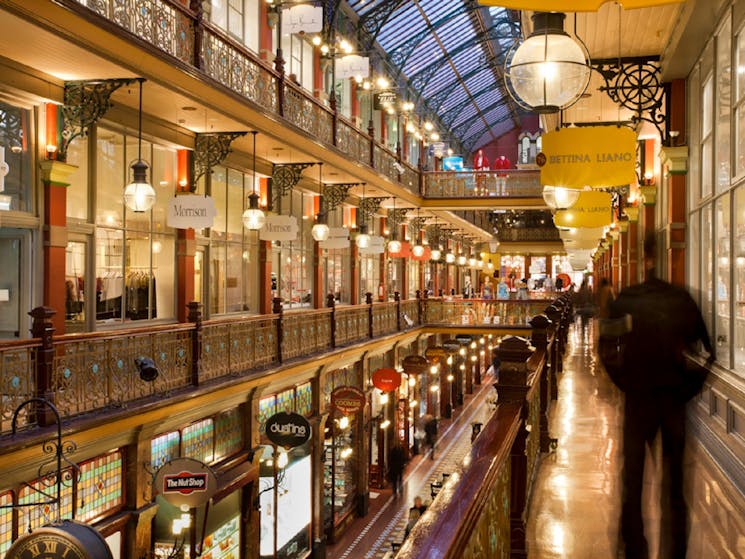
[539,126,637,188]
[553,190,613,228]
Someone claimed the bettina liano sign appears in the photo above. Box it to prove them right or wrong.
[553,190,613,228]
[539,126,637,188]
[260,215,299,241]
[167,195,217,229]
[265,411,312,448]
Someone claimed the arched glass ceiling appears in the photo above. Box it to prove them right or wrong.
[348,0,524,154]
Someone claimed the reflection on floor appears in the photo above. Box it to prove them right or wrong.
[526,322,745,559]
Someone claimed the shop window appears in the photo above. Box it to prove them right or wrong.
[277,388,295,413]
[259,396,278,434]
[260,384,315,434]
[689,210,701,302]
[0,100,32,213]
[214,408,243,462]
[702,75,714,200]
[206,0,260,53]
[735,187,745,374]
[715,195,731,368]
[408,258,419,300]
[259,448,312,558]
[207,166,259,315]
[281,34,315,92]
[702,205,714,336]
[65,137,89,221]
[295,382,313,416]
[94,128,176,325]
[76,451,124,523]
[65,241,87,333]
[0,236,22,339]
[716,14,732,193]
[151,430,180,469]
[323,410,357,535]
[0,491,12,557]
[182,418,215,464]
[272,190,313,309]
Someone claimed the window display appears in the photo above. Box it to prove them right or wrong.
[272,190,314,308]
[260,452,312,558]
[323,412,357,534]
[0,99,32,212]
[715,196,731,368]
[0,236,22,339]
[65,241,86,332]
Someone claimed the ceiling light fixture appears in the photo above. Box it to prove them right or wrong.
[123,79,156,212]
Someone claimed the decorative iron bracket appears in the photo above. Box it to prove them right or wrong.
[591,57,666,141]
[408,217,428,238]
[272,163,317,196]
[321,182,361,212]
[0,398,80,525]
[387,208,408,228]
[59,78,139,161]
[426,224,442,245]
[359,196,388,219]
[193,132,247,185]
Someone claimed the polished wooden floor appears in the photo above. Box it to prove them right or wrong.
[527,323,745,559]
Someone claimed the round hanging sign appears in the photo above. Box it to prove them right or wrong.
[265,411,312,449]
[424,347,446,362]
[153,457,218,509]
[372,367,402,392]
[402,355,428,374]
[331,386,366,415]
[442,339,461,353]
[5,520,113,559]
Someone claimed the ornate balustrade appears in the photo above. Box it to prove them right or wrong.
[426,298,554,326]
[422,170,543,199]
[0,296,571,435]
[64,0,418,190]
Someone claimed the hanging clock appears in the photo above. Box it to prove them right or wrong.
[5,520,113,559]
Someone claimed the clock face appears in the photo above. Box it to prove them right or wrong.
[6,532,88,559]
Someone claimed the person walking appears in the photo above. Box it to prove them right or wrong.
[424,416,438,460]
[387,443,406,497]
[596,277,615,319]
[404,496,428,539]
[600,234,714,559]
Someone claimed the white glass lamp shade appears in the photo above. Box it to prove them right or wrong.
[445,252,456,264]
[123,181,156,212]
[412,244,425,257]
[430,248,442,261]
[504,14,590,113]
[356,232,371,248]
[312,222,330,241]
[488,237,499,253]
[242,193,265,230]
[388,239,402,254]
[457,255,467,266]
[543,185,581,210]
[468,257,476,267]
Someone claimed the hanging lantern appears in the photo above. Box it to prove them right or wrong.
[123,79,156,213]
[412,244,425,257]
[356,224,370,248]
[457,255,467,266]
[430,248,442,261]
[542,185,581,210]
[312,220,330,241]
[445,252,456,263]
[488,236,500,253]
[388,239,402,254]
[504,12,591,113]
[242,192,266,230]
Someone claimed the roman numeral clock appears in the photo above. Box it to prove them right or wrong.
[5,520,113,559]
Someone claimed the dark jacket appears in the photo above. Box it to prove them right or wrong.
[388,445,406,479]
[606,277,713,401]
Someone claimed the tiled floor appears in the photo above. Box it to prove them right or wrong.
[527,322,745,559]
[326,372,497,559]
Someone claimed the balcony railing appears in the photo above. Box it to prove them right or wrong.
[422,169,543,199]
[0,296,570,434]
[66,0,419,193]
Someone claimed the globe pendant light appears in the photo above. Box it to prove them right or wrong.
[242,131,266,230]
[504,12,591,114]
[388,238,402,254]
[356,224,371,248]
[543,185,581,210]
[312,164,330,241]
[412,243,425,258]
[123,78,156,212]
[430,248,442,261]
[458,254,467,266]
[445,251,456,264]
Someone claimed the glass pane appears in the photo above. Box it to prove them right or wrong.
[226,242,244,312]
[210,242,227,315]
[95,228,124,322]
[702,205,714,337]
[0,237,20,339]
[96,129,124,227]
[151,143,178,232]
[689,210,700,301]
[125,231,153,320]
[738,30,745,101]
[211,166,227,237]
[702,75,713,137]
[715,195,731,367]
[152,234,175,320]
[151,431,180,469]
[735,187,745,373]
[0,101,32,212]
[702,138,713,199]
[736,105,745,176]
[214,407,243,461]
[226,168,244,237]
[716,15,732,193]
[66,137,89,221]
[77,451,123,522]
[182,418,215,464]
[65,241,86,332]
[0,491,12,557]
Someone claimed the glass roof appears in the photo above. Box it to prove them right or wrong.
[347,1,523,154]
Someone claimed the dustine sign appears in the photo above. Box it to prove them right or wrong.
[372,367,402,392]
[331,386,366,415]
[260,215,299,242]
[167,195,217,229]
[265,411,312,448]
[153,457,218,508]
[538,125,637,188]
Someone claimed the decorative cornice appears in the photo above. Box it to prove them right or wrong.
[39,160,79,186]
[640,184,657,206]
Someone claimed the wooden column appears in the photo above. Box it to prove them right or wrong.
[40,159,77,334]
[259,178,273,314]
[176,149,195,322]
[351,243,360,305]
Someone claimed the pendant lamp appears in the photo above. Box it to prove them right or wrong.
[123,79,156,212]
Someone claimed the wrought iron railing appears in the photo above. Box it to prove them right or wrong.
[422,170,543,199]
[65,0,417,191]
[1,296,570,433]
